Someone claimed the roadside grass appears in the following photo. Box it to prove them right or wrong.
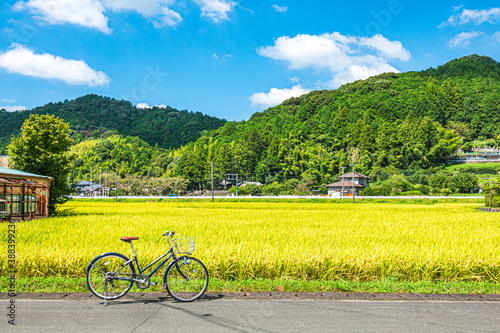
[2,276,499,294]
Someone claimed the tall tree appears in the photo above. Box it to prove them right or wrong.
[9,114,73,215]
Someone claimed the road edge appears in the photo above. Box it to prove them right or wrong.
[1,292,500,301]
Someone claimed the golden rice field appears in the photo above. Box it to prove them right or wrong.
[1,201,500,282]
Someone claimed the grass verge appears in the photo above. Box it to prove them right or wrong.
[2,277,499,294]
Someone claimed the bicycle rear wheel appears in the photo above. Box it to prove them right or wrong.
[164,256,209,302]
[87,253,135,300]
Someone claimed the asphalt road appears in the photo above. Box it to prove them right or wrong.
[3,299,500,332]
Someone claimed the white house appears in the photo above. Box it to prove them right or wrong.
[326,172,370,196]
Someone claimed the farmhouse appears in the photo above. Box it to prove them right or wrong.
[75,181,100,196]
[0,167,52,221]
[326,172,370,197]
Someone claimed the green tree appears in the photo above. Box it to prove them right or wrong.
[9,114,74,215]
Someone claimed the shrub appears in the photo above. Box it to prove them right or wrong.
[484,185,500,208]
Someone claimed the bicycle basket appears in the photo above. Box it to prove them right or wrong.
[173,236,195,255]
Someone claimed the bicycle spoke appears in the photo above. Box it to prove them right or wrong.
[87,254,134,300]
[165,257,208,302]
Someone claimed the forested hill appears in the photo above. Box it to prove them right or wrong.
[0,94,226,153]
[174,54,500,183]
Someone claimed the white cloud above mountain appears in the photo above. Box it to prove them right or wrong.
[0,44,110,87]
[494,32,500,42]
[448,31,481,48]
[250,84,311,108]
[137,102,167,109]
[257,32,410,87]
[0,105,27,112]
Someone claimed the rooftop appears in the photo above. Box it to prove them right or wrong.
[0,167,53,180]
[326,180,364,188]
[338,172,370,179]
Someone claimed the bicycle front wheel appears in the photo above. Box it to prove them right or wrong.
[87,253,135,300]
[164,256,209,302]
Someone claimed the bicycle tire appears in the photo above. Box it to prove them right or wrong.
[163,256,209,302]
[86,252,135,300]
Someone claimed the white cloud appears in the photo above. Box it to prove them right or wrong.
[212,52,219,59]
[13,0,242,31]
[0,105,27,112]
[289,77,301,83]
[272,4,288,13]
[137,102,167,109]
[448,31,481,48]
[0,44,110,86]
[14,0,111,33]
[494,32,500,42]
[152,6,183,28]
[1,98,16,103]
[358,34,411,61]
[440,8,500,27]
[137,103,151,109]
[103,0,162,16]
[257,32,410,87]
[14,0,183,32]
[250,84,311,108]
[194,0,237,22]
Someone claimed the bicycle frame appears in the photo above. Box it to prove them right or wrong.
[113,241,186,283]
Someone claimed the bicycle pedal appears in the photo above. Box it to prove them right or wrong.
[151,282,157,286]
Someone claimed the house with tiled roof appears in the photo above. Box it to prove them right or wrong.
[326,172,370,197]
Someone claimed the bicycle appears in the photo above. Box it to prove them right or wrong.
[86,231,209,303]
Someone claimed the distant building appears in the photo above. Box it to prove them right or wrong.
[239,181,263,187]
[326,172,370,196]
[0,167,52,221]
[74,181,105,196]
[0,156,9,168]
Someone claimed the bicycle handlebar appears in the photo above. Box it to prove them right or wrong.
[163,230,175,237]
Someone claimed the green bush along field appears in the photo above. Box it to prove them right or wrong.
[1,201,499,283]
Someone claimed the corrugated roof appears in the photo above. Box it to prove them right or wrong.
[0,167,53,179]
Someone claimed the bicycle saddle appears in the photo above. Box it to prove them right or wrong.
[121,237,139,242]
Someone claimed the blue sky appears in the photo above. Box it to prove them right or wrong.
[0,0,499,121]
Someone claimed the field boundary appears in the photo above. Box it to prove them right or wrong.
[478,207,500,212]
[71,195,483,200]
[2,292,500,302]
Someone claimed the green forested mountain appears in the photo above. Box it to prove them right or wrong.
[3,55,500,194]
[0,94,226,153]
[174,55,500,185]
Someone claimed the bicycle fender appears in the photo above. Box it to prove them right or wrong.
[86,252,130,272]
[162,256,193,283]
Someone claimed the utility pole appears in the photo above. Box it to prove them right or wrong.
[341,166,345,199]
[211,162,214,203]
[236,174,239,196]
[105,166,108,197]
[99,167,102,197]
[352,156,355,204]
[115,168,118,203]
[90,167,92,197]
